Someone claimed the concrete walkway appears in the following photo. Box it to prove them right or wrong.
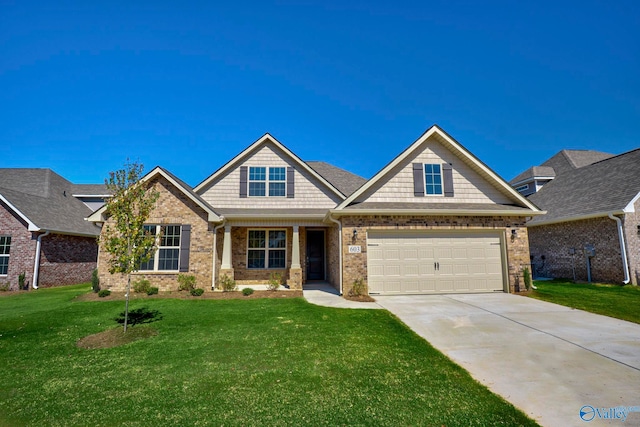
[374,294,640,427]
[302,283,382,309]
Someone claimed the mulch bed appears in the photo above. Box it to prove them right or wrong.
[75,289,304,302]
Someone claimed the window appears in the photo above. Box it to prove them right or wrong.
[515,184,529,192]
[249,166,286,197]
[139,225,181,271]
[0,236,10,275]
[247,229,286,269]
[424,164,443,195]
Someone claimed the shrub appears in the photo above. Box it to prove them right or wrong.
[242,287,254,296]
[267,272,282,291]
[0,282,9,292]
[349,278,365,297]
[114,307,162,326]
[133,279,151,294]
[91,269,100,293]
[177,274,196,292]
[147,287,159,295]
[98,289,111,298]
[218,274,237,292]
[18,272,27,290]
[523,267,532,291]
[190,288,204,296]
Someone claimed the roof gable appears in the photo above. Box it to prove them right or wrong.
[194,133,347,200]
[87,167,221,223]
[335,125,540,213]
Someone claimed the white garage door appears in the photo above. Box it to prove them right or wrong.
[367,231,505,294]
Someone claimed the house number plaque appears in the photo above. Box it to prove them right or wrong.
[348,245,362,253]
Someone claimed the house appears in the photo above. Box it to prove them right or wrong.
[525,149,640,285]
[0,169,107,290]
[510,149,613,196]
[88,125,543,296]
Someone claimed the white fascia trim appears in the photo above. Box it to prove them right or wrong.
[193,134,346,199]
[72,194,111,198]
[510,177,555,187]
[335,126,541,212]
[328,208,546,217]
[0,194,40,231]
[528,210,625,227]
[222,213,327,220]
[623,191,640,213]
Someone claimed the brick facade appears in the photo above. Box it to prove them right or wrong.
[529,213,638,285]
[1,200,98,290]
[338,215,530,295]
[97,176,215,292]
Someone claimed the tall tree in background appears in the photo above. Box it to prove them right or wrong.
[101,160,160,332]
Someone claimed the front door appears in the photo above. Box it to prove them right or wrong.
[306,230,325,280]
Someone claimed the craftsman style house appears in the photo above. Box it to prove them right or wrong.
[89,125,543,296]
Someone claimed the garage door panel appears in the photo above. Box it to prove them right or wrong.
[367,231,504,295]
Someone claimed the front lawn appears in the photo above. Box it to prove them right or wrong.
[529,279,640,324]
[0,284,537,426]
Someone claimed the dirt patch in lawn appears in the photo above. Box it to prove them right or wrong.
[77,326,159,349]
[75,290,304,302]
[344,294,377,302]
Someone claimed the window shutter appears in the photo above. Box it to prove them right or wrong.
[179,224,191,272]
[412,163,425,197]
[287,167,294,198]
[443,163,454,197]
[239,166,248,198]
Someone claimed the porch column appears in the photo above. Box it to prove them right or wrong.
[221,224,232,270]
[291,225,301,269]
[288,225,303,290]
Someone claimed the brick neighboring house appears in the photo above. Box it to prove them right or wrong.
[89,125,542,296]
[523,149,640,284]
[0,169,108,290]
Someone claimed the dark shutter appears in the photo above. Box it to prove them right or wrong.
[287,167,294,198]
[179,224,191,272]
[239,166,248,198]
[412,163,425,197]
[443,163,454,197]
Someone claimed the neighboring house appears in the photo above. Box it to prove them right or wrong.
[0,169,107,290]
[510,149,613,196]
[88,125,542,296]
[526,149,640,285]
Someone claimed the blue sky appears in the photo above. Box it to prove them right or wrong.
[1,1,638,187]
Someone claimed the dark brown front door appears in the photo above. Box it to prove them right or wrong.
[306,230,325,280]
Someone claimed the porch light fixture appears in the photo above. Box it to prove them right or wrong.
[511,229,517,241]
[353,229,358,238]
[637,225,640,236]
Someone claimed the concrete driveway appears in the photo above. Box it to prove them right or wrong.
[374,293,640,427]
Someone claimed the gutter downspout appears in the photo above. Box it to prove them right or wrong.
[608,213,631,284]
[32,230,50,290]
[212,217,226,290]
[328,215,343,295]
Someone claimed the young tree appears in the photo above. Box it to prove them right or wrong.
[101,160,160,332]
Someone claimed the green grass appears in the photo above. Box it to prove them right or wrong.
[529,279,640,324]
[0,284,537,426]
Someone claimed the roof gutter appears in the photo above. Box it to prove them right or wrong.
[327,214,343,295]
[608,213,631,284]
[528,210,625,227]
[32,230,50,290]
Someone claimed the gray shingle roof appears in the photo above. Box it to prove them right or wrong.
[509,166,556,185]
[72,183,110,195]
[305,161,366,196]
[0,168,102,236]
[541,149,614,175]
[528,148,640,225]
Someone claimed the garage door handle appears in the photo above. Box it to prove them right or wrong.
[434,262,440,271]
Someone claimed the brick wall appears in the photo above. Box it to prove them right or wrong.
[338,215,530,296]
[528,216,627,284]
[97,176,214,292]
[38,233,98,287]
[0,202,37,290]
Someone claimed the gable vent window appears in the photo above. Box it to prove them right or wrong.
[0,236,11,275]
[424,164,443,195]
